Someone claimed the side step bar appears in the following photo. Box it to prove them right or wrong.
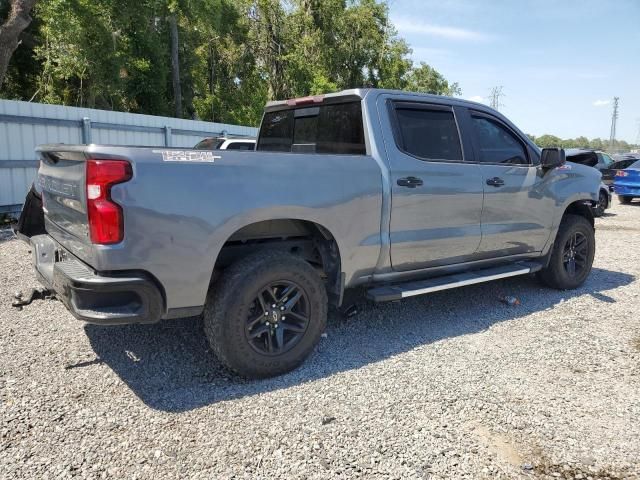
[367,262,542,302]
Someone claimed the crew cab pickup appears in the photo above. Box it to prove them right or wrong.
[16,89,601,378]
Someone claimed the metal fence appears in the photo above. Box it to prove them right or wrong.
[0,99,258,214]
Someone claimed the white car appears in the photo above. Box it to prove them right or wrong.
[194,137,256,151]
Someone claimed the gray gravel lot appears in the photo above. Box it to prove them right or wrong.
[1,201,640,479]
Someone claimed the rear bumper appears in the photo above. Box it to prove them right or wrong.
[614,183,640,197]
[31,234,163,325]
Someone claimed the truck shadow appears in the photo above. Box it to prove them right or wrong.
[83,267,634,412]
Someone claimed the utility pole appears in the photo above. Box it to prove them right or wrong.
[609,97,619,150]
[635,118,640,147]
[488,86,505,110]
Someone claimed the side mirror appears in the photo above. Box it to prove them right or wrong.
[541,147,566,169]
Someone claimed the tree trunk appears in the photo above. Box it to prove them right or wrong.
[169,13,182,118]
[0,0,37,88]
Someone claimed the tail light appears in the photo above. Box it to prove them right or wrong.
[86,159,132,244]
[615,170,629,177]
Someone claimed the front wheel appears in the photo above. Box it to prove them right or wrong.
[203,251,327,378]
[538,214,595,290]
[618,195,633,204]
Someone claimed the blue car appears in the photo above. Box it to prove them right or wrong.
[614,159,640,204]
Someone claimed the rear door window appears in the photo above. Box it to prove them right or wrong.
[392,106,463,161]
[257,101,366,155]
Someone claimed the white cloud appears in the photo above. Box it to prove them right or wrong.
[468,95,485,103]
[393,18,493,41]
[593,99,610,107]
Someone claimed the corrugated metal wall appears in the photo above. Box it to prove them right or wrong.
[0,99,258,213]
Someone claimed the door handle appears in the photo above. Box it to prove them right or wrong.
[397,176,424,188]
[486,177,505,187]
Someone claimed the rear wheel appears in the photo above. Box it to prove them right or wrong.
[538,214,595,290]
[593,190,608,217]
[203,251,327,378]
[618,195,633,204]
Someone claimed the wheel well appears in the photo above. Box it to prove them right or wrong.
[563,200,595,228]
[213,219,343,305]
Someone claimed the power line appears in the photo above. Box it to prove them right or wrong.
[488,86,505,110]
[609,96,619,149]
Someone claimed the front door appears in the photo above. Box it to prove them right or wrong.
[467,110,554,257]
[383,100,484,271]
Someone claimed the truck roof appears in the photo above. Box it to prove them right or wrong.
[265,88,493,112]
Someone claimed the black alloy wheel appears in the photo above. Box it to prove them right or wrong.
[246,281,310,355]
[562,231,589,278]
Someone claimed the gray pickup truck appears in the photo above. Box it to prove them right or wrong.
[16,89,601,378]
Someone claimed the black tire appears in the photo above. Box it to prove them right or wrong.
[203,251,327,378]
[538,214,595,290]
[593,190,608,217]
[618,195,633,204]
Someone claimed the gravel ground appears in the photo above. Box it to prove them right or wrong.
[1,201,640,480]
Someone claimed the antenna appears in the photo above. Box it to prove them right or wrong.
[609,97,619,150]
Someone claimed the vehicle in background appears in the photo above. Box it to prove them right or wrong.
[613,159,640,204]
[194,137,256,150]
[594,182,612,217]
[16,89,601,378]
[565,149,616,187]
[564,149,612,217]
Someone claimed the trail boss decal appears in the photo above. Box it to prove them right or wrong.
[153,150,220,163]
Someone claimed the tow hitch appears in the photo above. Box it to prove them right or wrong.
[11,288,55,310]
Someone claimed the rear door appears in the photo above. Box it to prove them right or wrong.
[382,99,484,271]
[466,109,554,256]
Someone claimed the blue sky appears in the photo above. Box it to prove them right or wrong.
[388,0,640,143]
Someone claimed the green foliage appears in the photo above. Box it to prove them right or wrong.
[530,133,638,152]
[403,62,461,96]
[1,0,461,126]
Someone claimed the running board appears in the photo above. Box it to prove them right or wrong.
[367,262,542,302]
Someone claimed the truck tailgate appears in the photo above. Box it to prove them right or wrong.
[37,147,91,246]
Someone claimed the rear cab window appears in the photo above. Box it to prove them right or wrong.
[257,101,366,155]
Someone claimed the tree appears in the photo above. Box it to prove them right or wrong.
[403,62,461,96]
[0,0,37,88]
[168,12,182,117]
[1,0,461,126]
[535,134,563,148]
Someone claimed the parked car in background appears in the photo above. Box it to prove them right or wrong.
[610,157,639,173]
[594,182,612,216]
[614,159,640,204]
[565,149,612,216]
[565,149,616,186]
[194,137,256,150]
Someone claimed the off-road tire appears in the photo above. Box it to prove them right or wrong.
[203,251,327,378]
[538,214,595,290]
[618,195,633,204]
